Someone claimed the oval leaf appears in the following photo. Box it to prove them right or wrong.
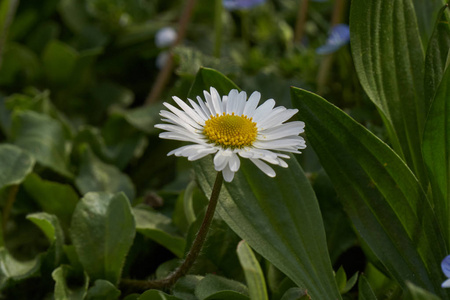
[70,192,136,284]
[0,144,34,189]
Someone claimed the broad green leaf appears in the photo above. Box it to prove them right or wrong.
[195,157,341,299]
[86,279,121,300]
[42,40,78,85]
[26,212,64,266]
[188,67,240,100]
[10,110,72,178]
[424,5,450,104]
[280,287,310,300]
[138,289,181,300]
[404,281,441,300]
[291,87,447,296]
[358,275,377,300]
[423,64,450,247]
[70,192,136,284]
[412,0,446,47]
[0,248,41,289]
[133,205,186,258]
[52,265,89,300]
[237,241,268,300]
[195,274,249,300]
[0,144,34,189]
[191,69,341,300]
[350,0,427,184]
[75,145,135,200]
[23,173,78,230]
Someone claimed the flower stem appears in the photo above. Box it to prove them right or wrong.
[144,0,197,105]
[213,0,223,58]
[294,0,309,44]
[120,171,224,292]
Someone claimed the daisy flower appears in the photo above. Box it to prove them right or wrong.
[155,87,306,182]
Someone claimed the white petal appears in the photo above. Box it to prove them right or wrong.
[210,87,224,115]
[252,99,276,123]
[250,158,276,177]
[276,157,289,168]
[235,91,247,115]
[188,149,217,161]
[259,121,305,140]
[226,89,239,114]
[172,96,205,124]
[243,91,261,117]
[197,95,212,116]
[229,153,241,172]
[163,102,200,129]
[188,99,208,121]
[256,107,286,128]
[261,109,299,129]
[168,144,212,157]
[214,150,232,171]
[159,111,203,130]
[222,165,235,182]
[159,132,203,143]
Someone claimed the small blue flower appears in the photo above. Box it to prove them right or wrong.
[442,255,450,288]
[316,24,350,55]
[223,0,266,11]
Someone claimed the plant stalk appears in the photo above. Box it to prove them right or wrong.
[121,171,224,292]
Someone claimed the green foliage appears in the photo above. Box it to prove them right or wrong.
[0,0,449,298]
[70,192,135,284]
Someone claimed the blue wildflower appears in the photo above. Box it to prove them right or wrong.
[316,24,350,55]
[442,255,450,288]
[223,0,266,11]
[155,27,177,48]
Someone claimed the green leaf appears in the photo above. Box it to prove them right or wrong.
[86,279,121,300]
[342,272,359,294]
[423,63,450,247]
[0,248,41,288]
[424,5,450,104]
[188,67,240,101]
[280,288,310,300]
[404,281,441,300]
[195,157,341,299]
[52,265,89,300]
[236,241,268,300]
[10,110,72,178]
[70,192,136,284]
[291,87,447,296]
[350,0,427,184]
[23,173,78,230]
[42,40,78,85]
[191,69,341,300]
[335,266,347,294]
[120,103,164,135]
[411,0,446,47]
[75,145,135,200]
[195,274,249,300]
[0,43,40,86]
[138,289,182,300]
[0,144,34,189]
[358,276,377,300]
[133,205,186,258]
[173,275,203,300]
[26,212,64,264]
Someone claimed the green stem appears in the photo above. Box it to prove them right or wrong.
[213,0,223,58]
[2,185,19,232]
[120,171,224,292]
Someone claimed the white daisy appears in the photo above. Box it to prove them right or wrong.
[155,87,306,182]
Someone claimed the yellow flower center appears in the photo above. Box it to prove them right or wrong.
[203,113,257,148]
